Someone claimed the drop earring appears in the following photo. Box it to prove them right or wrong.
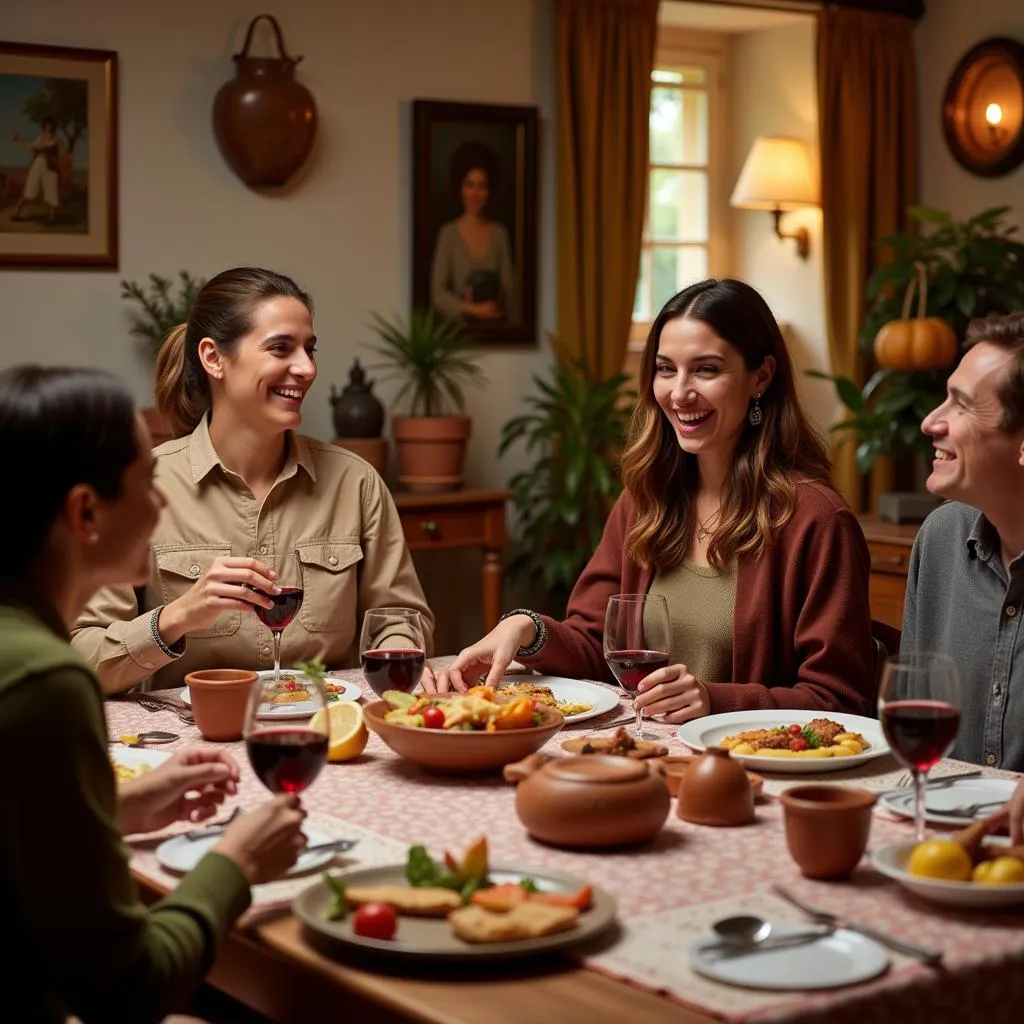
[88,531,100,544]
[749,393,763,427]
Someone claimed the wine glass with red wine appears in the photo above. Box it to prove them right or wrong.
[603,593,671,739]
[359,608,427,699]
[243,676,328,797]
[878,652,962,841]
[254,552,304,689]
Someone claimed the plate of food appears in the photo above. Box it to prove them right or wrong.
[879,776,1017,826]
[293,836,615,959]
[869,836,1024,907]
[109,746,171,782]
[496,676,620,725]
[181,670,361,720]
[676,710,889,773]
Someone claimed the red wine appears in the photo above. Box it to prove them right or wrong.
[881,700,960,772]
[361,648,426,697]
[254,587,304,632]
[246,727,327,794]
[605,649,670,691]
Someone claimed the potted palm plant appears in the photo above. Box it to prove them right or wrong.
[121,271,205,444]
[368,308,486,490]
[500,353,635,614]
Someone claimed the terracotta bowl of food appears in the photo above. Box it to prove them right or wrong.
[657,754,765,800]
[363,699,565,774]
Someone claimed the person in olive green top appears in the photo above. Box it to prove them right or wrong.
[0,366,306,1023]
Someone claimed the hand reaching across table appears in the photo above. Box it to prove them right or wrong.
[424,615,537,694]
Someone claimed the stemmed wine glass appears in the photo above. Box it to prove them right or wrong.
[359,608,427,698]
[254,551,304,688]
[878,652,962,841]
[603,593,671,739]
[243,675,328,796]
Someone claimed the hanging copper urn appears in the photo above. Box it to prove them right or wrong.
[212,14,317,187]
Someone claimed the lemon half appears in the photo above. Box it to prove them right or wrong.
[310,702,368,762]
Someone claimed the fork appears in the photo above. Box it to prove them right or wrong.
[773,885,943,966]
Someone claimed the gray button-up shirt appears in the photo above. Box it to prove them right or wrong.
[902,501,1024,770]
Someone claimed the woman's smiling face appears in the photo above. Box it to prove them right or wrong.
[652,315,772,465]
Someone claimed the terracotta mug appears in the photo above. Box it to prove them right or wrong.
[185,669,259,741]
[779,784,877,879]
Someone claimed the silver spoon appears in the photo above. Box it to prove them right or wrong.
[706,915,833,957]
[117,731,180,747]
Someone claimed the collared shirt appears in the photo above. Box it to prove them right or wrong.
[71,417,433,692]
[902,501,1024,770]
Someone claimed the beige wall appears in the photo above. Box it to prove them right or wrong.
[729,19,837,438]
[0,0,555,495]
[917,0,1024,219]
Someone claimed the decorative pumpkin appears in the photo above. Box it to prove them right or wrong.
[873,261,958,371]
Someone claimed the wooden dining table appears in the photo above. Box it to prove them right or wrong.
[110,676,1024,1024]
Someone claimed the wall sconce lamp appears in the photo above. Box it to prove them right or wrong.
[729,136,819,260]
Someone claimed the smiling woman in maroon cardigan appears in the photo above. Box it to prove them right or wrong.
[430,279,874,724]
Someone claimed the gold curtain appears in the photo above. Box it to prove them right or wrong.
[817,8,918,509]
[556,0,659,379]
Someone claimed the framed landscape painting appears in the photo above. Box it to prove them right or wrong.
[412,99,538,346]
[0,41,118,267]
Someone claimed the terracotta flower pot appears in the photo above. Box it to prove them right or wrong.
[392,415,470,491]
[779,784,877,879]
[332,437,389,477]
[185,668,258,742]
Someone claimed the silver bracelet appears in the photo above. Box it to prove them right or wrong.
[150,605,185,659]
[500,608,547,659]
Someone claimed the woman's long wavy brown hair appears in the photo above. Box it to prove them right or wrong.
[620,278,832,572]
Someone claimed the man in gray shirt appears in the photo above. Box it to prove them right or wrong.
[902,311,1024,771]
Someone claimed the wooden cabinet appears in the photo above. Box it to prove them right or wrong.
[858,517,920,630]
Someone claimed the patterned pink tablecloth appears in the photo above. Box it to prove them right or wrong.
[107,673,1024,1024]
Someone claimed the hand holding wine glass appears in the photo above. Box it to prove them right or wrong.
[878,652,962,841]
[604,594,671,739]
[360,608,427,698]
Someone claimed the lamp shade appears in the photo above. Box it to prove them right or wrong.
[730,136,819,210]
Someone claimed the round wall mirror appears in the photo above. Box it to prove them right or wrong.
[942,36,1024,177]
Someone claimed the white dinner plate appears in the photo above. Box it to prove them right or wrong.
[182,670,362,720]
[869,837,1024,908]
[157,826,335,877]
[689,923,889,990]
[879,777,1018,826]
[110,746,171,779]
[497,675,621,724]
[676,709,890,774]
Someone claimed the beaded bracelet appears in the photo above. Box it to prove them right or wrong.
[500,607,548,659]
[150,605,185,659]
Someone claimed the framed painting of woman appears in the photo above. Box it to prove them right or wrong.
[412,99,538,347]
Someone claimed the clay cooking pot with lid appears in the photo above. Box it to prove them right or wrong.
[513,754,670,849]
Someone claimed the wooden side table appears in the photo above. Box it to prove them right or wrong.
[392,489,511,630]
[858,516,921,630]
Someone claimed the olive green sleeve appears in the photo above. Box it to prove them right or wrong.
[0,667,250,1023]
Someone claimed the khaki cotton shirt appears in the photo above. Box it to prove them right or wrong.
[71,417,433,692]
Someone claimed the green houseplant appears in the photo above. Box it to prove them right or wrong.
[368,308,486,489]
[810,205,1024,474]
[500,354,635,615]
[121,271,205,363]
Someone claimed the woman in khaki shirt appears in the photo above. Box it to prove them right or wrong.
[72,267,433,693]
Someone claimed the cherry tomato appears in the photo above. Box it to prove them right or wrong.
[421,706,446,729]
[353,902,398,940]
[789,737,809,752]
[788,724,802,735]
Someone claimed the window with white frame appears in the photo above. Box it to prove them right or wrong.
[632,39,726,344]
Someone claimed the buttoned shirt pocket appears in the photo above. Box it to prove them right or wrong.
[154,544,240,638]
[296,540,363,633]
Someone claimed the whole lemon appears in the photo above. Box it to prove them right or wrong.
[973,856,1024,885]
[906,839,972,881]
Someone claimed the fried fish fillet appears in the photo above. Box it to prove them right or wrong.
[345,885,462,917]
[449,902,580,944]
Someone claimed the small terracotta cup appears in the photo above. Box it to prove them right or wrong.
[185,669,259,741]
[676,747,755,827]
[779,784,877,879]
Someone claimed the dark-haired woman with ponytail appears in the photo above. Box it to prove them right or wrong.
[72,267,432,693]
[431,279,874,722]
[0,366,306,1022]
